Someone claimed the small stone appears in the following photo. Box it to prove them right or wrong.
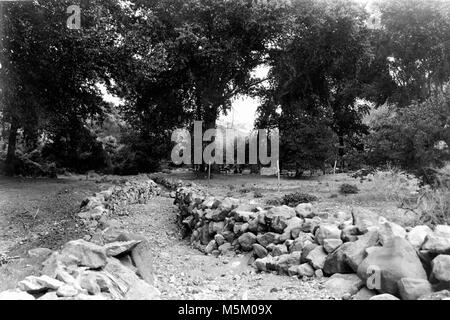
[295,203,315,219]
[252,244,268,258]
[205,240,218,254]
[56,285,79,298]
[324,273,364,298]
[272,244,288,257]
[238,233,257,251]
[315,224,341,245]
[353,287,377,300]
[298,263,315,277]
[214,234,226,246]
[104,240,141,257]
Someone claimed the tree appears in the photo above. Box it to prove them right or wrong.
[257,0,373,172]
[0,0,128,174]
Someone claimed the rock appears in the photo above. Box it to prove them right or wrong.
[272,244,288,257]
[432,254,450,282]
[357,237,427,296]
[234,211,257,222]
[62,239,107,269]
[407,225,433,249]
[342,231,379,272]
[298,263,315,277]
[253,244,268,258]
[276,252,301,275]
[125,279,161,300]
[18,275,64,293]
[323,239,343,253]
[378,218,406,245]
[255,256,276,272]
[325,274,364,297]
[435,225,450,238]
[79,271,110,295]
[301,219,320,234]
[351,207,380,234]
[315,224,341,245]
[38,292,60,300]
[218,243,232,254]
[257,232,280,247]
[353,287,377,300]
[266,206,296,233]
[295,203,315,219]
[370,294,400,300]
[28,248,53,260]
[115,234,155,286]
[214,234,226,246]
[398,278,433,300]
[301,242,318,264]
[56,285,79,298]
[281,217,303,241]
[199,224,211,245]
[205,240,218,254]
[306,246,327,270]
[212,221,225,234]
[323,246,353,275]
[418,290,450,300]
[0,289,35,300]
[315,269,324,279]
[238,233,257,251]
[341,226,360,242]
[422,235,450,254]
[104,240,141,257]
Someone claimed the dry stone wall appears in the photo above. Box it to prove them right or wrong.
[175,186,450,300]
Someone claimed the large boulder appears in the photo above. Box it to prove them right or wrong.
[61,240,107,269]
[297,263,315,277]
[397,278,433,300]
[407,225,433,249]
[324,274,364,298]
[306,246,327,270]
[104,240,141,257]
[357,237,427,296]
[253,244,268,258]
[315,224,341,245]
[280,217,304,242]
[18,275,64,293]
[431,254,450,283]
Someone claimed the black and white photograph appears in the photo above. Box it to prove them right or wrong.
[1,0,450,307]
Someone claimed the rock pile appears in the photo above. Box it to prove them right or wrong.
[0,237,160,300]
[175,186,450,300]
[78,180,161,230]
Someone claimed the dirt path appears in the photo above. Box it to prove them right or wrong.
[115,193,336,300]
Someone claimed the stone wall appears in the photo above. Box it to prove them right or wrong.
[175,186,450,300]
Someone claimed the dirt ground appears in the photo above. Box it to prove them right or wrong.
[0,172,420,298]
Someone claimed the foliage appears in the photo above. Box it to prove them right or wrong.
[282,192,318,207]
[339,183,359,195]
[365,91,450,178]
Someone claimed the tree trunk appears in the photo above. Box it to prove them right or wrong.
[338,135,345,172]
[5,120,19,176]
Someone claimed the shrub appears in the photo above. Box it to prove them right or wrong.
[339,183,359,195]
[282,192,318,207]
[266,198,283,206]
[254,191,263,198]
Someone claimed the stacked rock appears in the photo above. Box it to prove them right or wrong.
[175,186,450,300]
[0,237,160,301]
[78,180,161,231]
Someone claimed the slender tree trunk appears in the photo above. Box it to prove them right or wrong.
[5,120,19,176]
[338,135,345,172]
